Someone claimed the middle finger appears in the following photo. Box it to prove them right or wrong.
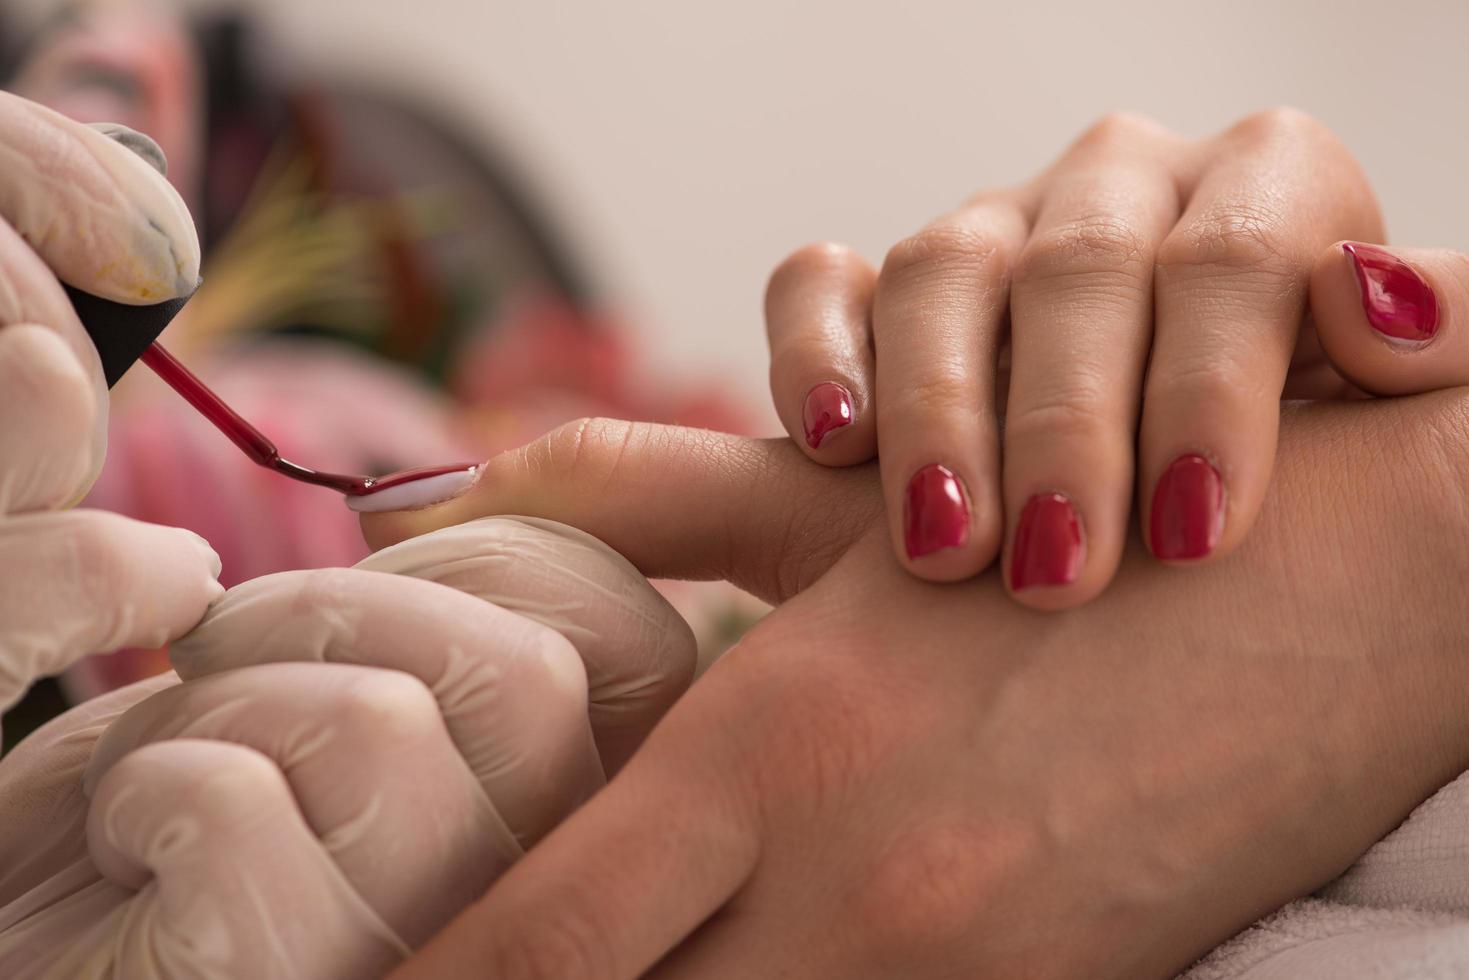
[1002,114,1184,607]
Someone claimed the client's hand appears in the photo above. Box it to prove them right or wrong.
[0,517,694,979]
[765,109,1384,605]
[367,371,1469,976]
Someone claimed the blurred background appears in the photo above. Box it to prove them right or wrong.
[169,0,1469,395]
[2,0,1466,732]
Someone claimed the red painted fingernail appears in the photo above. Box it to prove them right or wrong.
[1011,492,1084,590]
[1342,242,1439,345]
[904,464,969,559]
[1149,455,1223,561]
[803,382,854,449]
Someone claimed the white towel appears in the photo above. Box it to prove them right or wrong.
[1182,771,1469,978]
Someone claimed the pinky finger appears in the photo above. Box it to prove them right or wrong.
[765,243,877,464]
[1312,242,1469,395]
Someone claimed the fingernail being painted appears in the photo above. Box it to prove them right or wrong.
[346,466,480,513]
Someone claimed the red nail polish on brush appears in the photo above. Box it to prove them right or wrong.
[1149,455,1223,561]
[1011,493,1083,590]
[66,285,477,499]
[1342,242,1440,345]
[802,382,853,449]
[904,464,969,559]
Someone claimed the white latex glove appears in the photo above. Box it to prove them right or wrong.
[0,89,217,717]
[0,517,696,979]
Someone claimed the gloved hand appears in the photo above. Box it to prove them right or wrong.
[0,89,219,718]
[0,516,695,979]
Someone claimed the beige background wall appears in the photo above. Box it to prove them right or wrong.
[193,0,1469,425]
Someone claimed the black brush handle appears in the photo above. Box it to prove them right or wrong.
[63,285,192,387]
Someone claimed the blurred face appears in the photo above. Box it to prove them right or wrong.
[10,0,202,205]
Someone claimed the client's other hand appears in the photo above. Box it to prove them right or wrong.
[0,518,694,979]
[763,109,1383,604]
[369,332,1469,975]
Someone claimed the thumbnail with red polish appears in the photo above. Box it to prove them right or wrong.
[1150,455,1223,561]
[1011,493,1083,590]
[803,382,854,449]
[1342,242,1440,344]
[904,464,969,559]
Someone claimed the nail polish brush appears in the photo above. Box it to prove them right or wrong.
[67,284,479,502]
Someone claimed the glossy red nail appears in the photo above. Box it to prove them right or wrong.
[1149,455,1223,561]
[904,464,970,559]
[1011,493,1084,590]
[1343,242,1439,345]
[803,382,854,449]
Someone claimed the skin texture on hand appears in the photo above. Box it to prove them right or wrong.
[367,389,1469,979]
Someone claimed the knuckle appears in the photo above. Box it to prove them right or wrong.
[855,820,1008,955]
[517,628,590,714]
[1014,213,1153,286]
[185,747,289,821]
[1074,110,1167,151]
[533,417,641,491]
[1005,389,1121,447]
[69,511,134,598]
[882,370,978,420]
[487,915,610,980]
[1148,357,1274,412]
[110,741,287,824]
[881,225,1004,286]
[1159,202,1301,284]
[1230,105,1327,144]
[737,651,897,812]
[332,669,442,744]
[767,241,864,304]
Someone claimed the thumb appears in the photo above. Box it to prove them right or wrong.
[1311,241,1469,395]
[358,419,881,604]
